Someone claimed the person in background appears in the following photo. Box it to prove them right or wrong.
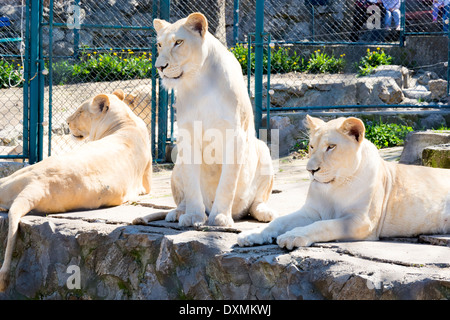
[381,0,401,30]
[433,0,450,31]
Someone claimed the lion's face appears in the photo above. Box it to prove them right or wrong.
[66,101,92,141]
[67,90,130,141]
[305,116,365,184]
[153,13,208,89]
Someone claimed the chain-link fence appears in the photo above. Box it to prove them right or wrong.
[1,0,449,164]
[0,0,174,163]
[234,0,450,124]
[0,2,26,161]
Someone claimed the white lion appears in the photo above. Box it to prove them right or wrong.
[0,90,152,291]
[238,116,450,249]
[135,12,276,227]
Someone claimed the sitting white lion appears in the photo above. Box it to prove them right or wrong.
[238,116,450,249]
[135,12,276,227]
[0,90,152,291]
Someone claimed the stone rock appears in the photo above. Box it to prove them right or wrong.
[268,115,301,156]
[400,131,450,165]
[370,65,411,89]
[402,85,431,101]
[0,161,27,178]
[428,79,448,100]
[0,125,22,146]
[377,78,404,104]
[52,41,74,57]
[417,71,439,85]
[422,143,450,168]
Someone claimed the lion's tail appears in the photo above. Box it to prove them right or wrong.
[132,211,168,225]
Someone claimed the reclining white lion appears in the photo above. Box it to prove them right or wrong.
[238,116,450,249]
[135,12,276,227]
[0,90,152,291]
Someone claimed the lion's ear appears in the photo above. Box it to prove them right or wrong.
[305,115,325,132]
[339,117,365,143]
[153,18,170,33]
[112,89,125,101]
[91,94,110,114]
[184,12,208,38]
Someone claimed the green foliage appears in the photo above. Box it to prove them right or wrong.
[356,47,392,76]
[0,59,23,88]
[231,43,306,75]
[270,46,307,73]
[364,121,413,149]
[51,49,153,85]
[306,50,346,74]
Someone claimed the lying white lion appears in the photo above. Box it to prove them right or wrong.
[0,90,152,291]
[134,12,276,228]
[238,116,450,249]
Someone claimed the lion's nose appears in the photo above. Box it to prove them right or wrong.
[307,167,320,176]
[157,63,168,72]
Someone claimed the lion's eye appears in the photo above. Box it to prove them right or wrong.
[174,39,184,46]
[327,144,336,151]
[309,145,314,151]
[157,43,162,48]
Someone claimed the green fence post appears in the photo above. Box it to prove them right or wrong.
[157,0,170,161]
[22,0,31,161]
[37,0,45,161]
[233,0,240,44]
[254,0,264,138]
[28,0,43,164]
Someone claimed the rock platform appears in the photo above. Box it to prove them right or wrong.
[0,148,449,300]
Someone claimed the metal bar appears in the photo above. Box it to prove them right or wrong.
[157,0,170,162]
[47,0,54,157]
[399,0,405,47]
[150,0,158,161]
[43,22,153,31]
[448,8,450,96]
[266,34,271,132]
[254,0,264,137]
[22,0,30,160]
[38,0,44,161]
[311,4,315,42]
[0,155,27,159]
[247,36,252,97]
[263,105,450,112]
[245,40,403,47]
[233,0,240,44]
[0,37,22,43]
[28,0,40,164]
[78,47,153,51]
[73,0,80,60]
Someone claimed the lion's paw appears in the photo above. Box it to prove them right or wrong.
[209,213,234,227]
[276,231,312,250]
[132,217,148,225]
[252,203,277,222]
[165,209,180,222]
[178,211,207,227]
[237,229,273,247]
